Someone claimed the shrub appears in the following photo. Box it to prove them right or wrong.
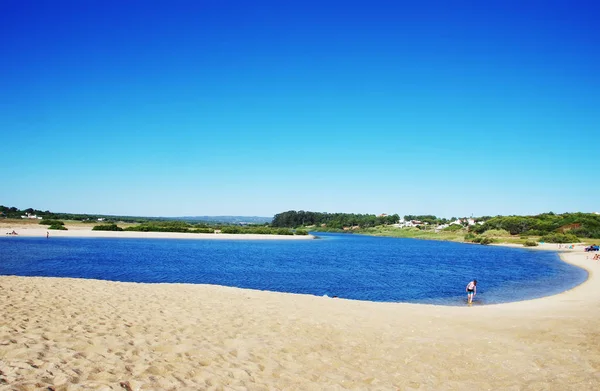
[191,228,214,234]
[521,230,541,236]
[276,228,294,235]
[295,229,309,235]
[220,226,242,234]
[245,227,273,234]
[443,224,463,232]
[48,224,67,230]
[540,232,579,243]
[481,229,510,237]
[464,233,477,241]
[93,224,123,231]
[523,240,539,247]
[124,224,188,233]
[471,236,482,243]
[569,227,600,239]
[479,237,495,245]
[40,220,64,226]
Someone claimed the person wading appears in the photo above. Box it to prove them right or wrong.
[466,279,477,304]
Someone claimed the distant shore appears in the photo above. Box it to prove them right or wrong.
[0,222,315,240]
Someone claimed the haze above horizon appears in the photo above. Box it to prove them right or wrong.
[2,1,598,217]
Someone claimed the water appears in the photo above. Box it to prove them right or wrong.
[0,232,587,305]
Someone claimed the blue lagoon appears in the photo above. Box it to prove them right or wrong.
[0,233,586,305]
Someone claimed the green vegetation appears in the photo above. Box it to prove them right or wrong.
[0,205,305,237]
[274,210,600,244]
[121,221,300,236]
[39,220,64,226]
[479,237,495,245]
[464,232,477,241]
[272,210,399,229]
[93,224,124,231]
[539,232,579,243]
[443,224,463,232]
[468,236,494,245]
[5,204,599,243]
[524,240,539,247]
[481,229,511,238]
[472,213,600,238]
[125,221,194,233]
[220,226,294,235]
[0,205,151,224]
[358,226,467,242]
[191,228,214,234]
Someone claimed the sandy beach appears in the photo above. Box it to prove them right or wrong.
[1,230,599,390]
[0,222,314,241]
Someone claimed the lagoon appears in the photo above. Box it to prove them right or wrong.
[0,232,586,305]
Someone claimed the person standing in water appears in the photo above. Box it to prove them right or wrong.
[466,279,477,304]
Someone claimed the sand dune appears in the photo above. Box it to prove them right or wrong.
[1,235,599,389]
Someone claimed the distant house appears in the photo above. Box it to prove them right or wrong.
[393,219,425,228]
[97,218,106,222]
[21,213,42,220]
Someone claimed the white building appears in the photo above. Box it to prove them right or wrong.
[393,219,425,228]
[435,224,450,232]
[21,213,42,220]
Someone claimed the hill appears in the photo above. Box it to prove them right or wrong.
[168,216,272,224]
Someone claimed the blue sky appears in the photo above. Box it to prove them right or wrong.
[1,1,598,217]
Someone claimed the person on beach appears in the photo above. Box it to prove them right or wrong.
[46,231,49,239]
[466,280,477,304]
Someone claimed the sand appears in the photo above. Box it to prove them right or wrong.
[0,222,314,241]
[1,228,600,390]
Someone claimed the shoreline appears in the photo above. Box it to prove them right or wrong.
[0,225,315,240]
[1,234,599,388]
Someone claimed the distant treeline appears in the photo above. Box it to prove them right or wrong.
[0,205,265,225]
[271,210,600,239]
[0,205,151,224]
[5,205,599,239]
[473,212,600,238]
[272,210,400,229]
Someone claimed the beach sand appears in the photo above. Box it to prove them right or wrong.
[0,222,314,241]
[1,231,599,389]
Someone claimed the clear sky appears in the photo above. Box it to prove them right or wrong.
[1,1,598,218]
